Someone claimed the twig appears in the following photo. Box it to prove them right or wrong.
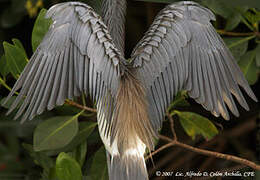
[145,142,175,160]
[166,112,177,140]
[65,100,97,113]
[159,134,172,142]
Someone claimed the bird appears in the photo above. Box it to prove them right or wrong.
[2,1,257,180]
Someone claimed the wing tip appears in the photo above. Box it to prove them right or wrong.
[247,90,258,103]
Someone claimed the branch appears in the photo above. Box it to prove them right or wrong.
[158,134,260,171]
[164,116,257,172]
[65,100,97,113]
[199,140,226,171]
[166,112,177,140]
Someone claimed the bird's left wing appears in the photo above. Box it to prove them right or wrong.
[130,1,257,131]
[2,2,124,124]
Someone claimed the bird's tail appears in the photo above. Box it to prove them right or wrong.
[112,72,157,153]
[108,72,157,180]
[110,152,148,180]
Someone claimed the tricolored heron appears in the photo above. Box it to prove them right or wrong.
[3,1,257,179]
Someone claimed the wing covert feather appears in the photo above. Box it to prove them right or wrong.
[131,1,257,131]
[3,2,124,126]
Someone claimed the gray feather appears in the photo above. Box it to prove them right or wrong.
[3,2,123,129]
[131,1,257,132]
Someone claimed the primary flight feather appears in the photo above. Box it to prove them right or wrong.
[2,1,257,180]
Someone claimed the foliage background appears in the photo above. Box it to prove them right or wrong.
[0,0,259,179]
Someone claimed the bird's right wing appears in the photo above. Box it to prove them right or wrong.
[130,1,257,131]
[3,2,124,125]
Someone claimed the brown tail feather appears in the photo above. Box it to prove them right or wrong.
[111,72,157,154]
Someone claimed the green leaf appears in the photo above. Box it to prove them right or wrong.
[56,152,83,180]
[0,55,9,77]
[256,44,260,67]
[225,13,241,31]
[47,121,97,155]
[69,141,87,167]
[178,111,218,140]
[12,39,28,59]
[67,121,97,148]
[54,104,82,116]
[90,146,108,180]
[33,115,79,151]
[3,41,28,79]
[168,91,189,111]
[224,37,249,61]
[244,10,260,25]
[238,50,259,85]
[224,7,248,31]
[32,8,52,52]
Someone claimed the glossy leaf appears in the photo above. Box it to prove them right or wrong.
[56,152,82,180]
[0,55,9,77]
[31,8,52,52]
[3,41,27,79]
[47,121,97,155]
[90,146,108,180]
[178,111,218,140]
[12,39,27,60]
[238,50,259,85]
[33,115,79,151]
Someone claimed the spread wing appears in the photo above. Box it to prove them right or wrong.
[131,1,257,130]
[2,2,124,123]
